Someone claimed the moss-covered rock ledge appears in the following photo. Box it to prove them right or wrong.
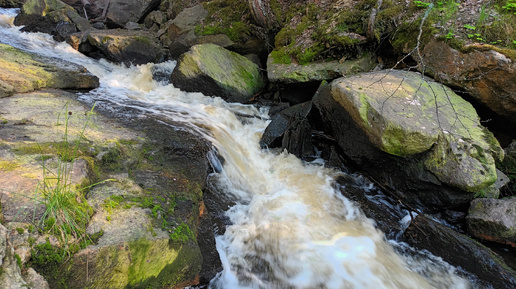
[0,89,213,288]
[0,43,99,97]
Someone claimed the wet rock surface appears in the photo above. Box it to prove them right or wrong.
[260,101,312,150]
[403,215,516,289]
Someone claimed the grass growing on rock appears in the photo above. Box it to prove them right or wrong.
[33,102,110,250]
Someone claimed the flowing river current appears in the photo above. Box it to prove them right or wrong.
[1,8,473,289]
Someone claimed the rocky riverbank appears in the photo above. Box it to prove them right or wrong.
[1,0,516,288]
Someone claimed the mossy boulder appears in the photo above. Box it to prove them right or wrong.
[171,43,265,103]
[194,0,265,56]
[467,198,516,247]
[0,43,99,97]
[158,4,221,58]
[314,70,504,208]
[54,178,203,289]
[331,70,502,193]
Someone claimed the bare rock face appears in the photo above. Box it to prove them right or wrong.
[467,198,516,247]
[421,38,516,122]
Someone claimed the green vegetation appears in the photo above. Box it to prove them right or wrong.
[31,103,111,252]
[169,222,195,243]
[31,239,66,266]
[195,0,252,42]
[407,0,516,51]
[15,253,22,269]
[0,160,19,171]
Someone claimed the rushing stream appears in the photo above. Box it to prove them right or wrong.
[0,8,473,289]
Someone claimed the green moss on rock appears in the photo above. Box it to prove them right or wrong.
[196,0,252,42]
[330,70,502,193]
[172,43,265,103]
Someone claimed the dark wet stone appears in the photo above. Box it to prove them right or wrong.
[403,215,516,289]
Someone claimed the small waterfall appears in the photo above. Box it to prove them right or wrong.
[0,8,470,288]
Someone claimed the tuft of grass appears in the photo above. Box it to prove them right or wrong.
[32,102,111,251]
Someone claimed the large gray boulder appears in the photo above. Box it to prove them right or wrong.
[171,43,265,103]
[0,43,99,97]
[314,69,504,209]
[467,198,516,246]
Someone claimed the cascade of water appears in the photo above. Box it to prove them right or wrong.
[0,8,470,288]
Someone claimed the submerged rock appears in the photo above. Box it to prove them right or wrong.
[421,39,516,122]
[171,43,265,103]
[313,70,504,208]
[0,43,99,97]
[467,198,516,247]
